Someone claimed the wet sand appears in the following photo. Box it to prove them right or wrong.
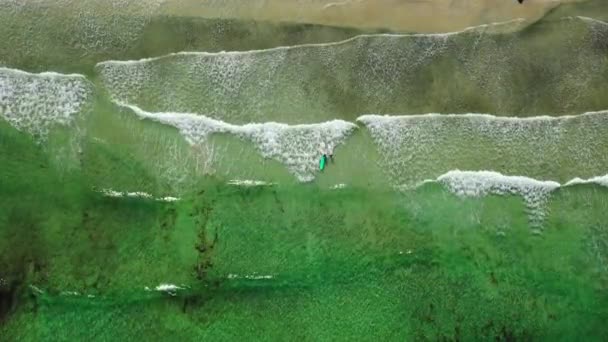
[159,0,587,32]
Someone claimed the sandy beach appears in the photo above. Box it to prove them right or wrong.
[159,0,586,32]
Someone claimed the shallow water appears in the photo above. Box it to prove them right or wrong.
[1,0,608,340]
[96,16,608,122]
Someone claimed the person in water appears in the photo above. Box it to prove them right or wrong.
[319,153,328,171]
[319,144,334,171]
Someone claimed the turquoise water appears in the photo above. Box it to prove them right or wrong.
[1,0,608,340]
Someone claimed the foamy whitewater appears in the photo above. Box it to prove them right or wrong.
[154,284,184,292]
[358,111,608,187]
[435,170,561,198]
[146,283,186,296]
[419,170,608,230]
[564,175,608,188]
[99,189,179,202]
[121,103,358,182]
[435,170,558,228]
[359,111,608,230]
[0,67,92,139]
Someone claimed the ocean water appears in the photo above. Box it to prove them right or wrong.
[1,0,608,340]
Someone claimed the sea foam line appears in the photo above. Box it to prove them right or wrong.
[99,189,179,202]
[575,16,608,26]
[416,170,607,230]
[564,175,608,188]
[117,102,357,182]
[95,18,526,67]
[359,110,608,192]
[120,102,355,143]
[227,179,274,186]
[120,102,606,184]
[416,170,608,194]
[144,283,188,296]
[357,110,608,124]
[0,67,89,80]
[154,284,184,292]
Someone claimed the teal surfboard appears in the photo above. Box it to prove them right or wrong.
[319,155,326,170]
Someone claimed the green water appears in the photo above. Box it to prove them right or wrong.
[1,124,608,339]
[1,0,608,340]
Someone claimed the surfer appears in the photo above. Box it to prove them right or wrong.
[319,153,328,171]
[319,143,335,170]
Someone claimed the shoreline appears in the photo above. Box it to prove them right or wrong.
[158,0,585,32]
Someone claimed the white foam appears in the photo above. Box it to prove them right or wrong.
[160,196,180,202]
[420,169,608,229]
[155,283,183,292]
[99,188,180,202]
[564,175,608,188]
[100,189,123,197]
[227,274,274,280]
[430,170,558,229]
[331,183,347,189]
[576,16,608,27]
[435,170,560,198]
[227,179,273,187]
[121,103,358,182]
[126,191,153,199]
[358,111,605,124]
[0,67,92,139]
